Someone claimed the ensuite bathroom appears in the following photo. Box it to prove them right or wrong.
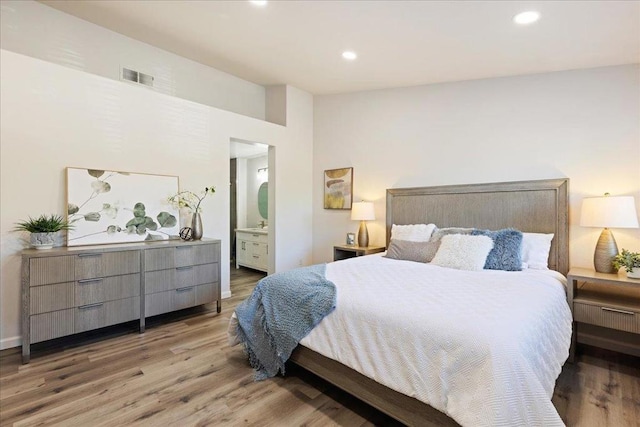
[230,140,269,273]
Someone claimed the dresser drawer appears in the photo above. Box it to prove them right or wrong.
[175,243,219,267]
[30,309,75,343]
[574,302,639,334]
[75,251,140,280]
[145,248,175,272]
[195,283,216,306]
[145,263,218,295]
[29,256,75,286]
[145,287,196,317]
[176,263,218,288]
[174,286,196,310]
[76,273,140,306]
[75,297,140,333]
[145,268,176,294]
[30,282,75,314]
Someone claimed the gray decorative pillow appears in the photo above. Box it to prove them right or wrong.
[471,228,523,271]
[385,239,438,263]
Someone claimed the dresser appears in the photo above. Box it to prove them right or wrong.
[236,229,268,272]
[21,239,221,363]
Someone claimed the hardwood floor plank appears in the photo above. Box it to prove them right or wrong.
[1,265,638,427]
[2,367,144,426]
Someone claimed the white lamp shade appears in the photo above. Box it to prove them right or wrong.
[580,196,639,228]
[351,202,375,221]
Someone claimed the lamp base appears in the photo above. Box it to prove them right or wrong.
[357,220,369,247]
[594,228,618,274]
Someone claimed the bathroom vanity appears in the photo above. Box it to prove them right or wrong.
[235,228,268,272]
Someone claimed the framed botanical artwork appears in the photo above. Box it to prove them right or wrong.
[324,167,353,210]
[66,167,180,246]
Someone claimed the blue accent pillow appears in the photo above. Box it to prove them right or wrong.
[471,228,523,271]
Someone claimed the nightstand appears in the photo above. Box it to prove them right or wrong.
[333,245,385,261]
[566,267,640,362]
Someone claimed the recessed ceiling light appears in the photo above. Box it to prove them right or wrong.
[250,1,268,6]
[514,11,540,25]
[342,51,357,60]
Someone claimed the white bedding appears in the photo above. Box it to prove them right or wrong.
[299,255,572,427]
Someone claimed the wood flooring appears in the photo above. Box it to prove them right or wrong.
[1,264,639,426]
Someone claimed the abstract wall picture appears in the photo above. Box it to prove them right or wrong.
[66,167,180,246]
[324,167,353,210]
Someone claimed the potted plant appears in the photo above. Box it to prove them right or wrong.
[14,214,73,249]
[612,249,640,279]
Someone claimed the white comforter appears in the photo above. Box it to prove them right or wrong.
[299,255,572,427]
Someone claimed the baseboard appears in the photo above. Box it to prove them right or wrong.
[222,290,232,299]
[1,335,21,351]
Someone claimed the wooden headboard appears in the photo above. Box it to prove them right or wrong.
[386,179,569,275]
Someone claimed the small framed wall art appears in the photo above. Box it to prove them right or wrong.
[324,167,353,210]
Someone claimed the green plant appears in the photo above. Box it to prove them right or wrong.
[612,249,640,273]
[168,186,216,213]
[14,214,73,233]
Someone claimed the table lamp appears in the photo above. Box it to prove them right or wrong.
[351,201,375,247]
[580,194,639,273]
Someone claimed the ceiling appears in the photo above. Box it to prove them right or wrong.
[40,1,639,95]
[230,140,268,159]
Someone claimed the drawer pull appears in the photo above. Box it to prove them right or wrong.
[78,253,102,258]
[253,243,259,246]
[176,246,191,250]
[78,278,103,284]
[252,234,261,237]
[176,287,194,293]
[253,255,260,259]
[176,266,193,271]
[601,307,635,316]
[78,302,104,310]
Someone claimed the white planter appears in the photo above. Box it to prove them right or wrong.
[627,267,640,279]
[30,232,56,250]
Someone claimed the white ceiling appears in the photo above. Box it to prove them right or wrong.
[230,140,268,159]
[40,1,639,95]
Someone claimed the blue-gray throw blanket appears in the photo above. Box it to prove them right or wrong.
[235,264,336,380]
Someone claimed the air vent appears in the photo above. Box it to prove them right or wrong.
[121,67,154,88]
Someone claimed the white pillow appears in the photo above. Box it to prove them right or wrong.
[431,234,494,271]
[391,223,436,242]
[521,233,554,270]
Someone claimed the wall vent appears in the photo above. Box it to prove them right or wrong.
[121,67,154,88]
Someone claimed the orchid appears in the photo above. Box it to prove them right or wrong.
[168,186,216,213]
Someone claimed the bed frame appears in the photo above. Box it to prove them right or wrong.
[290,178,569,426]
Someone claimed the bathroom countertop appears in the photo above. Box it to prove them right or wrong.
[235,227,268,235]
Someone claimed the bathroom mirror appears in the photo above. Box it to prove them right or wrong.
[258,182,268,219]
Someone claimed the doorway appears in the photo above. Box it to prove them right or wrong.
[230,139,270,270]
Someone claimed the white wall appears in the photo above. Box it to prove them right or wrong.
[0,50,313,349]
[0,0,265,120]
[247,155,269,228]
[313,65,640,268]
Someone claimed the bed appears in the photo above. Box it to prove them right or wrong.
[287,178,571,426]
